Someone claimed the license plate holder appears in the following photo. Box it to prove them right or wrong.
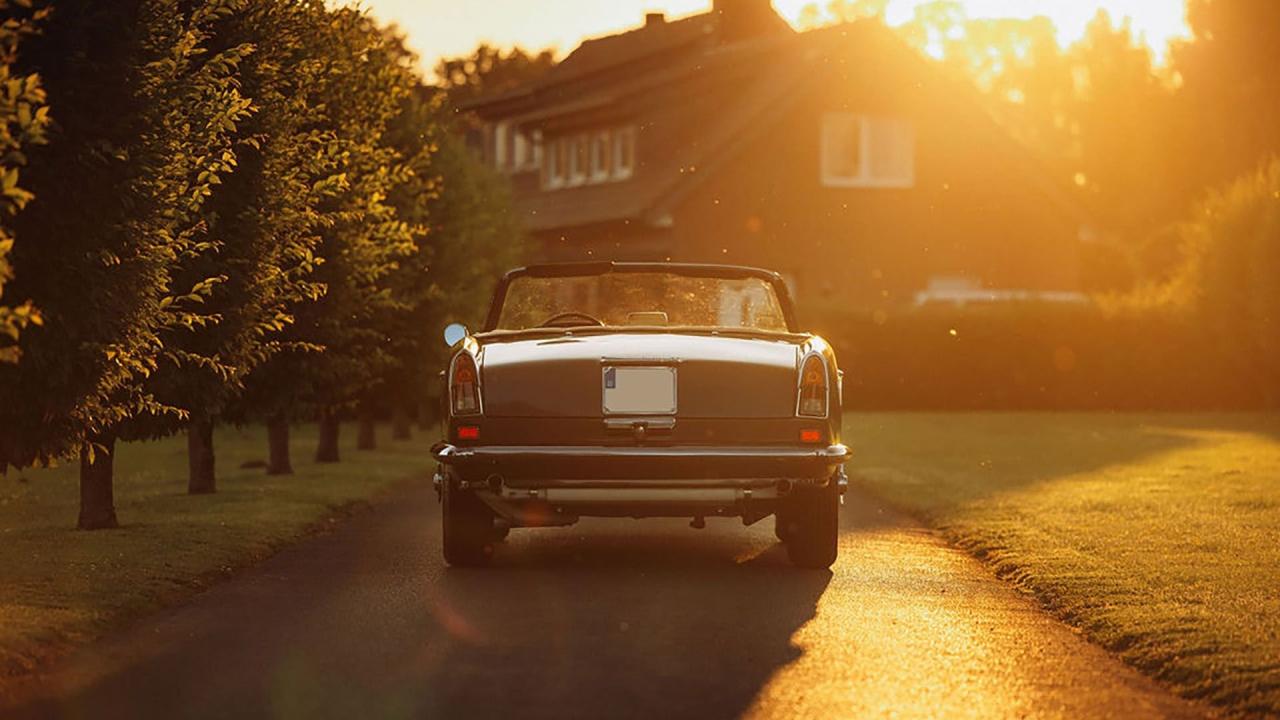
[602,366,677,415]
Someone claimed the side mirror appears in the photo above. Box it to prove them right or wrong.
[443,323,469,347]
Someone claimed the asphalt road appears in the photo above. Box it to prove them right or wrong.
[5,479,1206,720]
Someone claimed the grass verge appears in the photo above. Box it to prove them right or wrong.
[847,413,1280,718]
[0,423,430,685]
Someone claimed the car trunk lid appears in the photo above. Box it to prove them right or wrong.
[479,333,800,419]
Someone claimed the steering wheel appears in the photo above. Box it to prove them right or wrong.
[540,311,606,328]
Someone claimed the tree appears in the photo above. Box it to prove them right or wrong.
[1172,157,1280,406]
[0,0,49,363]
[131,0,331,494]
[352,30,524,449]
[1066,13,1183,247]
[0,0,253,528]
[1174,0,1280,190]
[363,85,523,444]
[796,0,888,29]
[239,6,420,465]
[434,44,556,106]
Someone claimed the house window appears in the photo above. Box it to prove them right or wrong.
[543,138,568,189]
[569,135,590,186]
[613,126,636,180]
[821,113,915,188]
[512,129,542,172]
[513,132,528,171]
[530,130,544,169]
[493,122,511,170]
[590,131,612,182]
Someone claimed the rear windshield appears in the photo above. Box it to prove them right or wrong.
[495,272,789,332]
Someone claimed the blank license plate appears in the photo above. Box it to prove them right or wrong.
[603,366,677,415]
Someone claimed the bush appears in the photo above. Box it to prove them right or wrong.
[812,303,1256,411]
[1177,156,1280,407]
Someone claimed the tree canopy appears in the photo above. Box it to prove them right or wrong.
[0,0,522,526]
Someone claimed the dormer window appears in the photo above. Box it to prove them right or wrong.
[613,126,637,180]
[591,131,612,182]
[821,113,915,188]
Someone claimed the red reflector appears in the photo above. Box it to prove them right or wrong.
[457,426,480,441]
[800,429,822,444]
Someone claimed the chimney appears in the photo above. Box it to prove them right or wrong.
[645,12,666,27]
[713,0,779,43]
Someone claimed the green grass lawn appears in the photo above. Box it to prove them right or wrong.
[847,413,1280,718]
[0,423,431,682]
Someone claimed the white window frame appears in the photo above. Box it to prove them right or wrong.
[613,125,636,180]
[821,113,915,189]
[590,130,612,183]
[512,131,529,171]
[493,121,510,171]
[512,129,543,172]
[568,134,590,186]
[543,137,567,190]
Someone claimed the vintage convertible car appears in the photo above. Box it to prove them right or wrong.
[432,262,849,568]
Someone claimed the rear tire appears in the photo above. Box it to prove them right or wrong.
[442,475,495,567]
[784,479,839,569]
[774,506,793,542]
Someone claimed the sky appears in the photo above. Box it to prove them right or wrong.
[360,1,1191,73]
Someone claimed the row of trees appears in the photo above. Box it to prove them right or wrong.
[0,0,521,528]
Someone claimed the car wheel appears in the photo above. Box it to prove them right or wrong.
[784,479,839,569]
[442,473,495,567]
[774,506,793,542]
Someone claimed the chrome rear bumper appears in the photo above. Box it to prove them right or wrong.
[432,443,850,484]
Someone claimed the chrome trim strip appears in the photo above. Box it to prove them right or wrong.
[434,444,851,463]
[544,488,746,504]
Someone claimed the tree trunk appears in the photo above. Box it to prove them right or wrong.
[391,404,412,441]
[267,415,293,476]
[356,404,377,451]
[316,410,341,464]
[187,417,216,495]
[78,433,119,530]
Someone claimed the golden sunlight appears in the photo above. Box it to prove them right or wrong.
[362,0,1190,68]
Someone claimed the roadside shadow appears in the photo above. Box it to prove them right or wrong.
[415,522,831,719]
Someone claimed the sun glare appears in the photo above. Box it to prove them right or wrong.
[774,0,1190,55]
[362,1,1191,74]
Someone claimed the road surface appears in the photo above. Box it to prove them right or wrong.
[4,480,1204,719]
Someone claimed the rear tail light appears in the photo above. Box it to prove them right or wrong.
[800,428,823,444]
[797,354,828,418]
[450,353,482,416]
[457,425,481,441]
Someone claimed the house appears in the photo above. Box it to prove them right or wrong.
[461,0,1089,313]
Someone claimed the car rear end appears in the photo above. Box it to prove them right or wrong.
[432,264,849,568]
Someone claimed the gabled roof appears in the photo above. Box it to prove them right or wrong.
[549,13,721,86]
[462,4,793,116]
[476,18,1094,235]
